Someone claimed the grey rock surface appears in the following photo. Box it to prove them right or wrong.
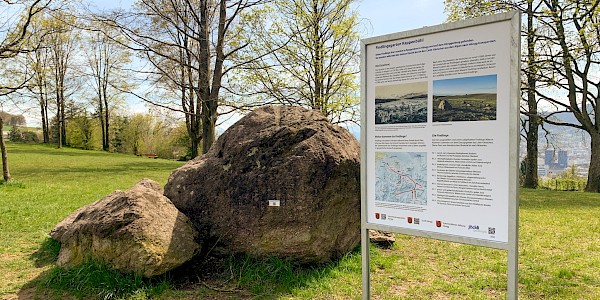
[51,179,200,277]
[164,106,361,263]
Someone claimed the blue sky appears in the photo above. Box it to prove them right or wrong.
[433,74,498,96]
[355,0,446,37]
[96,0,448,38]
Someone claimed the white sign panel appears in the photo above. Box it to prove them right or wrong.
[365,19,514,243]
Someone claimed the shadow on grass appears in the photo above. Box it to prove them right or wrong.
[519,188,600,209]
[20,241,357,299]
[9,143,183,163]
[20,259,171,300]
[18,237,170,300]
[8,143,114,158]
[16,161,180,180]
[60,161,180,173]
[168,248,360,298]
[0,179,25,189]
[29,238,60,268]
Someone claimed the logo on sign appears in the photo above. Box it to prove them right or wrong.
[375,213,380,219]
[436,220,442,227]
[407,217,413,223]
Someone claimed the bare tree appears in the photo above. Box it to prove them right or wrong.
[0,0,50,182]
[82,22,131,151]
[22,16,52,143]
[103,0,266,157]
[45,10,80,148]
[536,0,600,192]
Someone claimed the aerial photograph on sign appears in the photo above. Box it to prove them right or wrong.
[375,81,428,124]
[375,152,427,205]
[433,74,497,122]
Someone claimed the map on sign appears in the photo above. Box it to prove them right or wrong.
[375,152,427,205]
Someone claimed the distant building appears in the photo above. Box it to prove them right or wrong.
[545,149,568,170]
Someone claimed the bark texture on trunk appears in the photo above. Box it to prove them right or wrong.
[0,116,11,182]
[585,133,600,192]
[523,0,538,188]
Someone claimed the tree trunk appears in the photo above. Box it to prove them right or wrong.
[60,95,67,146]
[585,132,600,192]
[38,80,50,143]
[523,1,538,189]
[103,97,110,151]
[198,0,212,154]
[56,99,62,148]
[99,101,107,151]
[42,100,49,143]
[188,85,200,158]
[312,0,322,112]
[40,99,49,143]
[201,100,217,154]
[523,113,538,188]
[190,128,199,158]
[0,116,11,182]
[185,43,200,158]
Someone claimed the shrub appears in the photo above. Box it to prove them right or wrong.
[9,126,40,143]
[538,178,587,191]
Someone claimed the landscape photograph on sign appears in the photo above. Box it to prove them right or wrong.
[375,81,428,124]
[375,152,427,205]
[432,74,497,122]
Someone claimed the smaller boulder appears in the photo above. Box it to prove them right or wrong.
[50,179,200,277]
[369,230,396,248]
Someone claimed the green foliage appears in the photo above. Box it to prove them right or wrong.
[239,0,361,124]
[539,177,587,191]
[444,0,513,22]
[111,114,188,159]
[9,126,40,143]
[560,165,579,179]
[49,110,191,159]
[67,114,98,150]
[538,165,588,191]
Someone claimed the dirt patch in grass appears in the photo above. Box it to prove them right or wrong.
[0,254,21,261]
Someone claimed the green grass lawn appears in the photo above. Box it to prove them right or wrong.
[0,142,184,298]
[1,142,599,299]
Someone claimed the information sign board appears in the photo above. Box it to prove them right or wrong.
[360,11,520,299]
[362,13,518,246]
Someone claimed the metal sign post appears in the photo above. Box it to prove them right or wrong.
[360,11,520,299]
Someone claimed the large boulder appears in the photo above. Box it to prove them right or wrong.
[164,105,361,263]
[50,179,200,277]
